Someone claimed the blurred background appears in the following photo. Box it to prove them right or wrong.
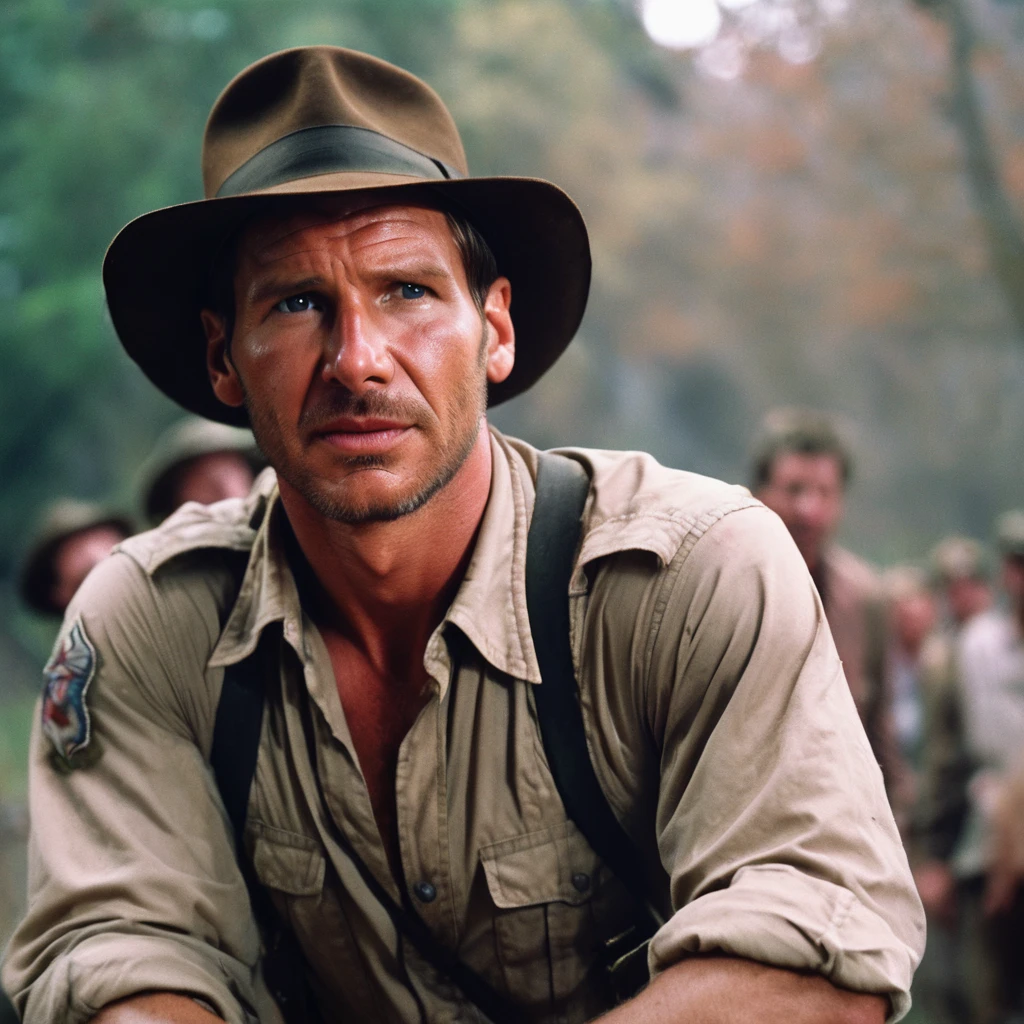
[1,0,1023,1016]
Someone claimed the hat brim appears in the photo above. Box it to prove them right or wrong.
[103,173,591,426]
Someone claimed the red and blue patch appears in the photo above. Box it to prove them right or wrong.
[42,619,98,768]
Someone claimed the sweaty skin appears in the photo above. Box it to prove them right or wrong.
[89,203,888,1024]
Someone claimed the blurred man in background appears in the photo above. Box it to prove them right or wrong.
[138,416,263,526]
[953,511,1024,1023]
[930,534,994,631]
[18,500,135,618]
[751,408,895,785]
[915,514,1024,1024]
[882,566,937,840]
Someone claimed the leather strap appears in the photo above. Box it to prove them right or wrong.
[216,124,463,197]
[212,628,315,1022]
[528,453,661,937]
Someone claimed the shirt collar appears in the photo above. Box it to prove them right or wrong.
[207,427,756,690]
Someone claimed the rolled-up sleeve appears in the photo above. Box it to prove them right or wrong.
[595,504,924,1020]
[1,552,260,1024]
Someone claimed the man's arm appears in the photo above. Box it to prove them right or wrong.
[92,994,225,1023]
[581,502,924,1021]
[3,552,260,1022]
[596,957,886,1024]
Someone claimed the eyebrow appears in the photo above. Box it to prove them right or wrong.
[248,275,324,307]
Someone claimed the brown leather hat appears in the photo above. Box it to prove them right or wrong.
[103,47,592,425]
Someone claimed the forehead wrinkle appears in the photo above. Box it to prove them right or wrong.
[244,204,452,267]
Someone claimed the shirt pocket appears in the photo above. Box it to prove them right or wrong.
[480,820,615,1017]
[250,823,327,896]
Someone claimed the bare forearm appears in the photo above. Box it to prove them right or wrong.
[594,956,888,1024]
[90,993,226,1024]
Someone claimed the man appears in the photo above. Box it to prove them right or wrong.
[929,535,993,630]
[751,409,894,783]
[914,515,1024,1024]
[946,511,1024,1022]
[138,416,263,525]
[881,566,937,840]
[914,535,993,915]
[17,499,135,617]
[2,48,922,1024]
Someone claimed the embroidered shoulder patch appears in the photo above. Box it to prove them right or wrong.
[42,619,99,769]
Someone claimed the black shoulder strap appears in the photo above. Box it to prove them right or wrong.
[211,630,315,1023]
[210,632,271,848]
[528,453,660,934]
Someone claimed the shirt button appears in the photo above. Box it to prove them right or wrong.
[571,872,591,893]
[413,881,437,903]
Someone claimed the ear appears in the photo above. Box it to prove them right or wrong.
[202,310,245,409]
[482,277,514,385]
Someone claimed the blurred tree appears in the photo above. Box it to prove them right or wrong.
[912,0,1024,341]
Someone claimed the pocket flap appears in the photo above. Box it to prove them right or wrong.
[251,825,326,897]
[480,820,599,909]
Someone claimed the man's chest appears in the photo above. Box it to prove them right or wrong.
[243,640,639,1023]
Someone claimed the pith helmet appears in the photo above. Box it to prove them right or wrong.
[18,500,135,616]
[928,535,991,585]
[103,46,592,425]
[996,510,1024,558]
[138,416,264,524]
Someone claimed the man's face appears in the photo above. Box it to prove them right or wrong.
[203,201,513,524]
[756,452,845,570]
[892,592,936,653]
[945,576,992,626]
[1002,554,1024,610]
[172,451,255,512]
[51,525,126,613]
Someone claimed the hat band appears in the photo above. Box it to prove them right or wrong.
[216,124,463,197]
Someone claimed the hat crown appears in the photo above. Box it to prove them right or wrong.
[202,47,468,198]
[997,510,1024,556]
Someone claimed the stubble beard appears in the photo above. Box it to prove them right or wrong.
[243,332,489,525]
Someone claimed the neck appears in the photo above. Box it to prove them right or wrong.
[280,426,493,674]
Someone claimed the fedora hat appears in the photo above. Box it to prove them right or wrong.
[103,46,592,425]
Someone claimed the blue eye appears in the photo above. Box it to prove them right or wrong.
[275,294,317,313]
[400,283,426,299]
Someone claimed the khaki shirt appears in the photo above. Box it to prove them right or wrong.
[3,431,923,1023]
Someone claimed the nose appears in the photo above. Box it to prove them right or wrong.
[793,489,828,528]
[321,298,393,393]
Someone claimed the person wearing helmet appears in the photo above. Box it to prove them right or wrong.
[18,500,135,618]
[138,417,264,526]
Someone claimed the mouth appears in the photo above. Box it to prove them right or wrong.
[312,417,413,454]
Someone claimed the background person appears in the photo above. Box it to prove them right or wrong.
[929,535,994,631]
[882,565,937,840]
[138,416,264,525]
[17,500,135,618]
[751,408,896,788]
[915,512,1024,1024]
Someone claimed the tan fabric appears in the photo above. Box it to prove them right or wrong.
[3,431,924,1024]
[820,546,899,788]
